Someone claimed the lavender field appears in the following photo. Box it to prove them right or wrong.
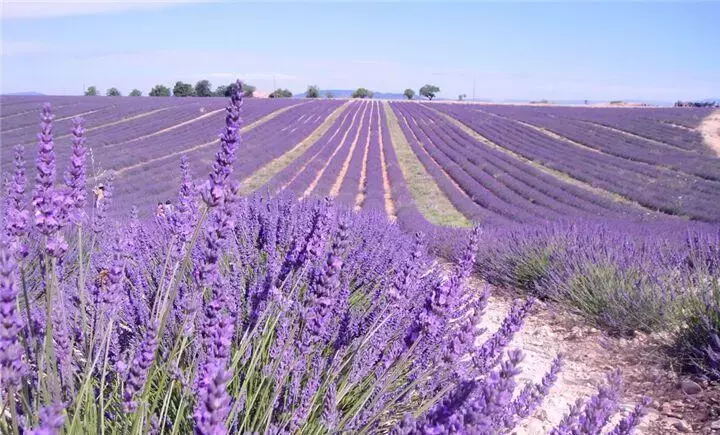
[1,87,719,434]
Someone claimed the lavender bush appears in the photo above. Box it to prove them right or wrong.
[0,85,649,434]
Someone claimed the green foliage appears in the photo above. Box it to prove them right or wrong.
[419,84,440,100]
[305,85,320,98]
[214,85,228,97]
[351,88,373,99]
[194,80,213,97]
[149,85,171,97]
[243,83,256,98]
[269,88,293,98]
[84,86,98,96]
[106,88,121,97]
[403,88,415,100]
[173,81,196,97]
[129,89,142,97]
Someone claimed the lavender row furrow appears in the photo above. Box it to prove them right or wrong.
[113,100,342,214]
[474,104,720,183]
[406,105,562,222]
[390,103,510,225]
[362,102,387,213]
[434,104,720,222]
[282,103,367,197]
[263,102,361,193]
[415,105,640,219]
[334,101,376,206]
[313,101,372,200]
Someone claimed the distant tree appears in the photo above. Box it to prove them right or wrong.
[305,85,320,98]
[149,84,171,97]
[325,91,334,99]
[458,93,467,101]
[194,80,213,97]
[403,89,415,100]
[419,84,440,100]
[214,85,228,97]
[242,83,256,98]
[173,81,195,97]
[352,88,373,99]
[84,86,98,96]
[129,89,142,97]
[269,88,293,98]
[106,87,121,97]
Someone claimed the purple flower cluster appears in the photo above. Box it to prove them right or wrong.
[0,91,653,434]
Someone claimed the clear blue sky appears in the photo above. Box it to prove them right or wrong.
[2,1,718,101]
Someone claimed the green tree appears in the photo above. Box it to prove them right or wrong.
[129,89,142,97]
[149,85,171,97]
[419,84,440,100]
[458,93,467,101]
[352,88,373,99]
[269,88,293,98]
[325,91,335,99]
[403,88,415,100]
[214,85,228,97]
[194,80,213,97]
[106,87,121,97]
[242,83,256,98]
[173,81,195,97]
[84,86,98,96]
[305,85,320,98]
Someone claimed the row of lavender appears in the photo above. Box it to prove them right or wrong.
[390,102,644,224]
[388,101,720,378]
[261,101,392,216]
[1,96,342,215]
[475,104,720,181]
[0,87,645,433]
[432,103,720,222]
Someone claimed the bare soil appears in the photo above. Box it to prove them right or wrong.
[471,277,720,434]
[699,110,720,157]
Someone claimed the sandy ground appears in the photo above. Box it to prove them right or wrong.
[699,110,720,157]
[468,276,720,434]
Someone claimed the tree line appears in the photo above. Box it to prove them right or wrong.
[83,82,332,99]
[84,82,443,100]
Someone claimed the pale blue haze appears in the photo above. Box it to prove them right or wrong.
[1,1,718,101]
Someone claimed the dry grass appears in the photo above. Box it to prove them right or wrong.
[382,102,470,227]
[240,101,351,194]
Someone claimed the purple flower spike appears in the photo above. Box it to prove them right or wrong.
[65,117,88,215]
[193,362,232,435]
[202,80,243,208]
[34,103,56,197]
[123,322,159,412]
[608,397,651,435]
[27,403,65,435]
[0,244,25,390]
[4,145,30,258]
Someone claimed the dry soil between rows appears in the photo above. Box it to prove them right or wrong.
[467,275,720,434]
[699,110,720,157]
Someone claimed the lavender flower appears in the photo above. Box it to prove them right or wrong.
[608,397,651,435]
[65,117,88,215]
[0,245,25,390]
[27,403,65,435]
[193,362,232,435]
[34,103,56,198]
[123,322,159,412]
[4,145,30,258]
[202,80,243,207]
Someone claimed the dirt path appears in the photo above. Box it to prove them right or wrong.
[470,276,720,434]
[699,110,720,157]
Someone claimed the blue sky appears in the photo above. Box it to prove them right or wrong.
[1,1,718,101]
